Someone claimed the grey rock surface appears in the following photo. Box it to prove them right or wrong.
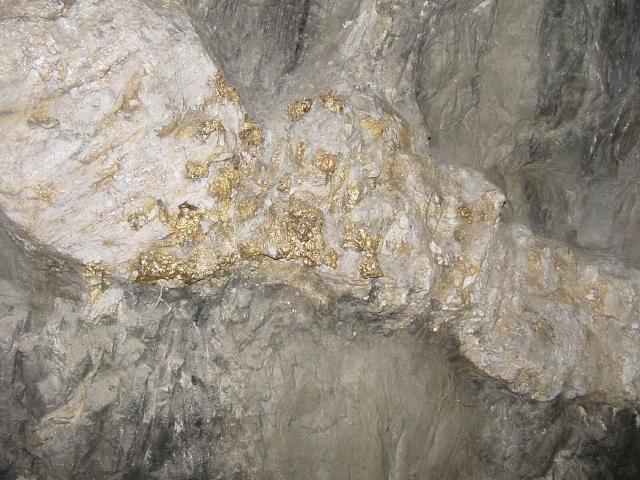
[416,0,640,265]
[187,0,640,265]
[1,0,640,478]
[0,217,639,479]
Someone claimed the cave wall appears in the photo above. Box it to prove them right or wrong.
[1,216,638,479]
[1,0,640,478]
[183,0,640,263]
[182,0,310,104]
[416,0,640,263]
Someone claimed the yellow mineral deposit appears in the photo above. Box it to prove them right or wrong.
[157,201,205,245]
[343,223,382,252]
[239,121,264,147]
[323,248,338,269]
[345,182,365,208]
[358,252,383,278]
[237,197,259,221]
[343,223,384,278]
[208,165,241,201]
[277,198,335,268]
[319,91,344,113]
[287,98,313,121]
[133,250,181,283]
[185,160,211,179]
[277,176,292,193]
[457,205,474,223]
[238,240,265,260]
[457,198,497,224]
[313,149,338,174]
[84,260,111,300]
[295,140,306,164]
[84,260,110,279]
[196,117,225,139]
[360,115,386,137]
[214,71,239,102]
[177,249,237,284]
[133,248,237,284]
[127,211,149,231]
[34,183,56,205]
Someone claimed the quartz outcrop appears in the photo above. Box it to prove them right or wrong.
[1,0,639,479]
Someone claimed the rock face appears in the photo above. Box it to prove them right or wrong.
[416,0,640,264]
[0,0,640,479]
[188,0,640,265]
[446,223,640,403]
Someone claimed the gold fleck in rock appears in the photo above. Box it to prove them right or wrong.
[313,149,338,174]
[237,197,259,220]
[240,121,264,147]
[127,211,149,231]
[265,197,329,267]
[271,145,282,165]
[84,260,111,298]
[346,182,365,208]
[358,252,383,278]
[34,183,56,205]
[343,223,384,278]
[173,203,204,244]
[185,160,210,179]
[324,248,338,269]
[583,282,608,313]
[157,200,172,226]
[178,250,237,284]
[196,118,224,139]
[208,164,241,201]
[457,205,473,223]
[133,250,180,283]
[456,198,497,224]
[85,261,110,279]
[343,224,382,252]
[209,177,232,201]
[277,176,292,193]
[360,115,386,137]
[295,140,306,163]
[453,227,466,243]
[133,249,237,284]
[287,98,313,121]
[238,241,264,259]
[158,201,204,245]
[319,91,344,113]
[285,200,324,243]
[214,71,239,102]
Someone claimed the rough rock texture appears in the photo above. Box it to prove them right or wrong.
[1,219,639,479]
[417,0,640,265]
[187,0,640,265]
[443,223,640,403]
[1,0,640,478]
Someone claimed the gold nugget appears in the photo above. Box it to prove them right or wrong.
[287,98,313,121]
[313,149,338,174]
[185,160,210,179]
[214,71,239,102]
[239,121,264,147]
[360,115,386,137]
[319,91,344,113]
